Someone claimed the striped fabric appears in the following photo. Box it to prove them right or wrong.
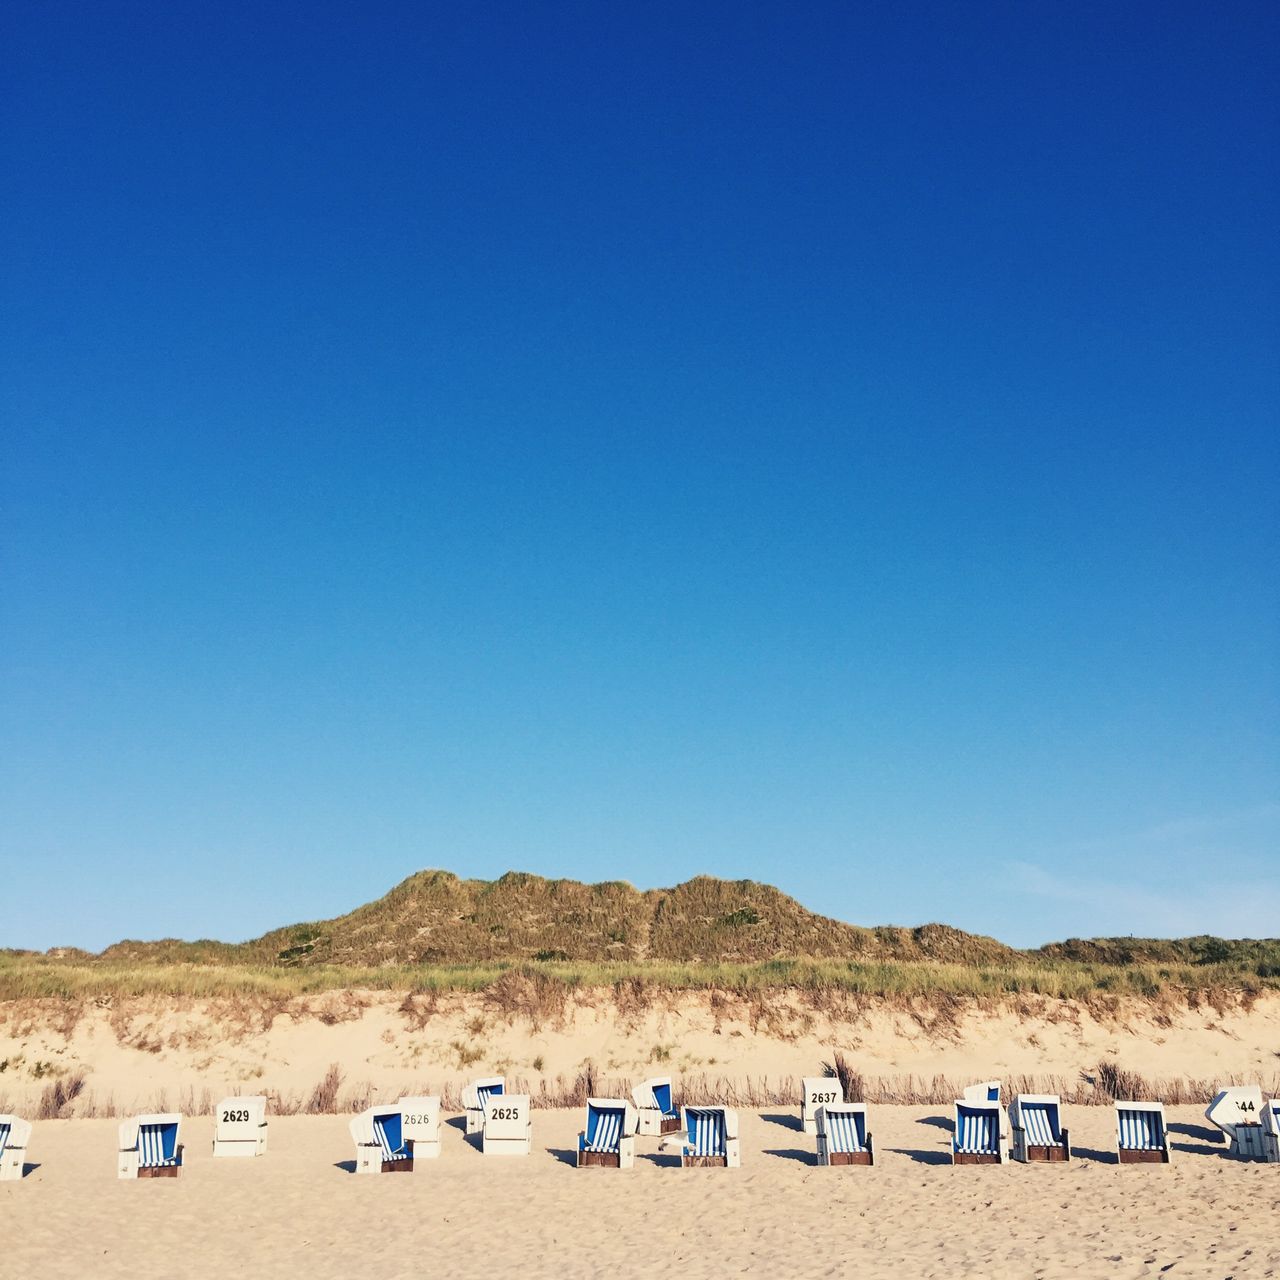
[584,1107,623,1153]
[686,1108,726,1158]
[0,1123,9,1155]
[1118,1109,1164,1151]
[373,1113,410,1161]
[955,1108,999,1155]
[139,1123,179,1167]
[1021,1103,1058,1146]
[477,1084,503,1110]
[825,1110,866,1154]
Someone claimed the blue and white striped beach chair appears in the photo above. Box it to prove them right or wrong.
[680,1105,740,1168]
[1009,1094,1069,1163]
[815,1102,873,1166]
[463,1076,506,1135]
[1115,1101,1170,1164]
[633,1076,680,1136]
[118,1113,182,1179]
[951,1100,1007,1165]
[577,1097,638,1168]
[1262,1099,1280,1164]
[0,1114,32,1181]
[349,1105,414,1174]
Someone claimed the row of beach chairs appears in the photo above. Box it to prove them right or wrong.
[5,1080,1278,1179]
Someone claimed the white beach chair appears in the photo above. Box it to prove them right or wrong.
[118,1113,183,1179]
[679,1105,740,1168]
[951,1099,1007,1165]
[349,1105,414,1174]
[1009,1094,1070,1163]
[801,1076,842,1136]
[632,1076,681,1136]
[399,1095,441,1159]
[576,1097,638,1169]
[815,1102,873,1166]
[1115,1101,1171,1165]
[212,1095,268,1157]
[481,1094,531,1156]
[0,1115,32,1181]
[462,1076,505,1135]
[1206,1086,1266,1161]
[1262,1099,1280,1164]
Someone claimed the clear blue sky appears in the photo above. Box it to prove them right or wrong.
[3,1,1277,951]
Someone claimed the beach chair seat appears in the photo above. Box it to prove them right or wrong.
[1262,1099,1280,1164]
[680,1105,740,1168]
[1009,1095,1069,1163]
[815,1102,873,1166]
[951,1100,1007,1165]
[349,1106,414,1174]
[633,1076,681,1136]
[801,1076,842,1136]
[399,1095,441,1159]
[1206,1086,1267,1161]
[462,1076,505,1135]
[482,1094,531,1157]
[577,1097,638,1169]
[118,1113,183,1179]
[1115,1101,1171,1165]
[0,1115,32,1182]
[212,1095,268,1158]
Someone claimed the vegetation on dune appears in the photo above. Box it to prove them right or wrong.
[2,870,1276,1002]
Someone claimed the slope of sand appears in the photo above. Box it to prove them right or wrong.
[4,1107,1276,1279]
[3,990,1279,1114]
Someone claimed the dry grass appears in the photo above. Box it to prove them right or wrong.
[36,1070,87,1119]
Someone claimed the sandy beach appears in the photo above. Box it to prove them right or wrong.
[5,1105,1277,1279]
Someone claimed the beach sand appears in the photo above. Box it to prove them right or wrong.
[5,1106,1277,1279]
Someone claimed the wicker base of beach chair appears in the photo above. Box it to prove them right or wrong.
[577,1149,620,1168]
[1118,1148,1169,1164]
[682,1154,727,1168]
[1025,1141,1070,1163]
[952,1151,1001,1165]
[660,1116,682,1135]
[137,1164,181,1178]
[380,1159,414,1172]
[827,1150,874,1166]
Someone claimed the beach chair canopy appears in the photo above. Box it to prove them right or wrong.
[818,1104,869,1153]
[372,1109,411,1162]
[685,1107,728,1158]
[581,1098,635,1154]
[633,1077,675,1116]
[954,1102,1001,1155]
[133,1114,181,1167]
[1015,1097,1063,1146]
[1116,1103,1166,1151]
[463,1076,505,1110]
[963,1081,1002,1104]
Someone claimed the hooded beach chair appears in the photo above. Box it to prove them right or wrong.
[349,1105,414,1174]
[815,1102,873,1166]
[577,1097,638,1169]
[462,1076,505,1135]
[398,1095,441,1159]
[212,1095,268,1157]
[801,1076,842,1136]
[1262,1099,1280,1164]
[118,1113,183,1179]
[963,1081,1010,1138]
[1115,1101,1170,1164]
[1009,1095,1070,1163]
[0,1114,32,1181]
[679,1105,741,1168]
[951,1099,1007,1165]
[481,1094,531,1156]
[1206,1086,1267,1161]
[632,1076,680,1136]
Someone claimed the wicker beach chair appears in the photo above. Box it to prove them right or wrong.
[801,1076,842,1136]
[1009,1094,1069,1163]
[951,1099,1007,1165]
[350,1105,414,1174]
[212,1095,268,1158]
[482,1094,531,1156]
[815,1102,873,1166]
[0,1115,32,1181]
[1115,1101,1171,1164]
[398,1095,441,1159]
[576,1098,637,1169]
[118,1114,183,1179]
[679,1105,740,1168]
[632,1076,680,1136]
